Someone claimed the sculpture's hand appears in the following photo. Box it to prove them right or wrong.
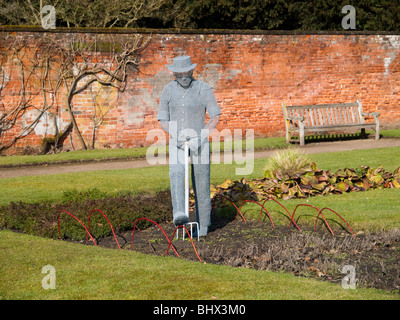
[188,136,202,155]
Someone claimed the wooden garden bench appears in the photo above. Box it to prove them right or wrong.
[282,100,380,146]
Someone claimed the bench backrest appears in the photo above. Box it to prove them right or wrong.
[282,100,365,128]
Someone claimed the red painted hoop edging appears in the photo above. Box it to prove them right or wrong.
[215,194,247,222]
[131,217,180,258]
[292,203,334,236]
[292,203,355,238]
[58,210,97,246]
[58,211,203,261]
[216,195,354,237]
[167,225,202,262]
[86,209,121,249]
[316,207,355,238]
[238,199,275,228]
[266,198,302,231]
[262,198,302,231]
[131,218,202,262]
[57,199,354,263]
[231,197,301,231]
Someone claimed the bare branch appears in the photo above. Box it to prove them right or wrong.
[0,33,150,152]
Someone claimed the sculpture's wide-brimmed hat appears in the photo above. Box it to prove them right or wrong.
[166,55,197,73]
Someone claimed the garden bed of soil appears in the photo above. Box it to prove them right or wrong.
[82,212,400,294]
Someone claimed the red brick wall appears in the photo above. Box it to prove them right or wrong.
[1,28,399,154]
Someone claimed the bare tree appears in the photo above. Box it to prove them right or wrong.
[56,33,150,150]
[0,33,150,152]
[0,36,62,152]
[88,83,118,149]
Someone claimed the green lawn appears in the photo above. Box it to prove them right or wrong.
[308,146,400,173]
[1,230,398,300]
[0,146,152,167]
[0,165,172,205]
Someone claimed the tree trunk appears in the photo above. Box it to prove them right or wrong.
[67,77,88,150]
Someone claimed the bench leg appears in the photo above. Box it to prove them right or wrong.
[286,130,290,144]
[375,121,380,140]
[299,126,305,146]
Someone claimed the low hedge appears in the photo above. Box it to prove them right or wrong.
[0,190,172,241]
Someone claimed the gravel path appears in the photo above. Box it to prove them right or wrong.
[1,138,399,179]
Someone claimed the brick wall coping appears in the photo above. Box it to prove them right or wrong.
[1,25,399,36]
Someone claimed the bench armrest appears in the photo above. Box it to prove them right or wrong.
[285,115,305,128]
[286,116,304,122]
[362,112,380,119]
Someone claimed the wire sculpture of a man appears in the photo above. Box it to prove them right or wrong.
[158,55,220,237]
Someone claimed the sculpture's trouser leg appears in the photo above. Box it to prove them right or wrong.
[169,140,211,235]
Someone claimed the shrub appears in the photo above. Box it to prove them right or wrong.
[264,146,311,180]
[212,165,400,204]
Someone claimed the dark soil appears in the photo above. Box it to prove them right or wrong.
[86,212,400,294]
